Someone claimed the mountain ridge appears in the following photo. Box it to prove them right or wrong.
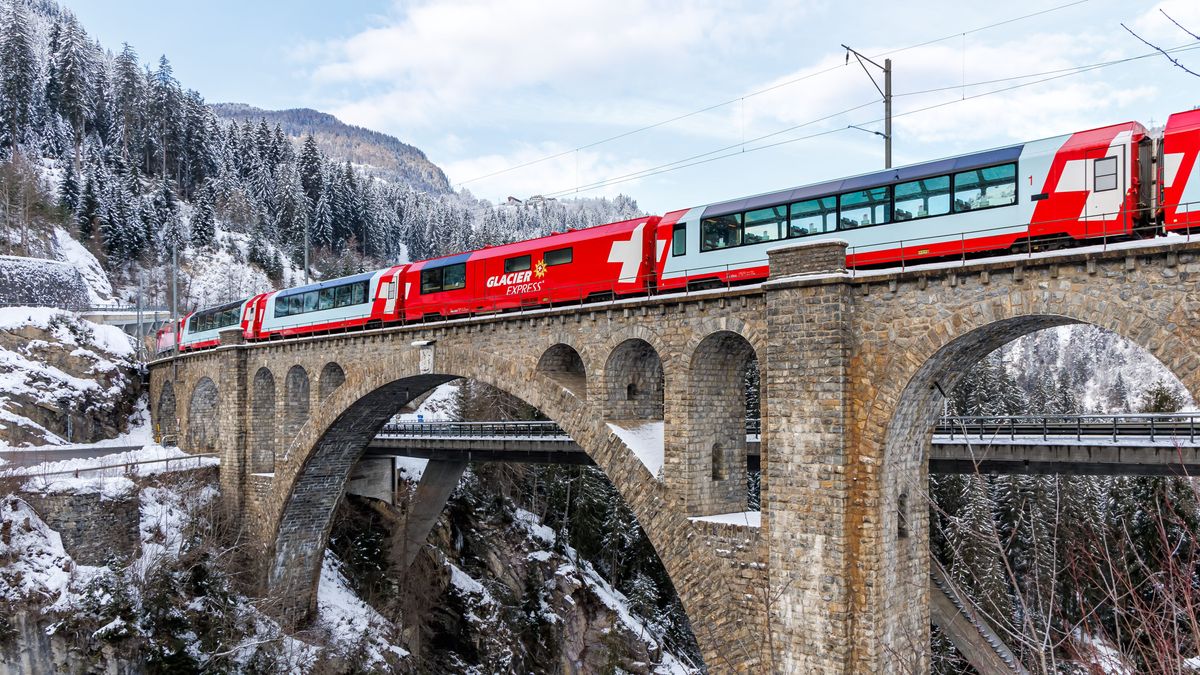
[210,103,451,194]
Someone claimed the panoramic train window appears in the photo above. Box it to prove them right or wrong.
[504,255,531,273]
[839,187,891,228]
[701,213,742,251]
[953,163,1016,212]
[672,223,686,256]
[545,247,572,266]
[335,285,351,308]
[319,288,334,311]
[788,196,837,237]
[442,263,467,290]
[1094,156,1118,191]
[288,295,303,316]
[743,206,786,244]
[303,291,319,313]
[352,281,367,304]
[894,175,951,220]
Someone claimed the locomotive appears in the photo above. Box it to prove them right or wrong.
[159,107,1200,353]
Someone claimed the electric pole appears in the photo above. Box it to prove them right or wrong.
[842,44,892,169]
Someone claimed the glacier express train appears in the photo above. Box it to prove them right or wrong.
[158,108,1200,353]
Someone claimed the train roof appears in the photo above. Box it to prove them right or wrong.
[415,216,657,270]
[699,144,1024,220]
[276,270,379,298]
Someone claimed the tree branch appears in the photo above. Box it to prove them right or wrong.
[1121,22,1200,78]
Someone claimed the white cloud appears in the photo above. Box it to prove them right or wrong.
[441,143,657,202]
[1129,0,1200,45]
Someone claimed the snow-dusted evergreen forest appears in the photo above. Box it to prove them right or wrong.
[0,0,641,312]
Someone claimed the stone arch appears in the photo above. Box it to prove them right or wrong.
[536,343,586,398]
[282,365,310,444]
[156,380,177,443]
[250,368,276,473]
[318,362,345,401]
[604,338,664,421]
[264,344,764,671]
[186,377,219,453]
[868,293,1200,669]
[688,330,758,515]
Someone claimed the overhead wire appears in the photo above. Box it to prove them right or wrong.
[452,0,1094,189]
[535,39,1200,199]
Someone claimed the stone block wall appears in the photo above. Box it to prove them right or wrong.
[21,491,139,565]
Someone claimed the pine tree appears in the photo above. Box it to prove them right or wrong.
[0,0,38,151]
[76,166,100,239]
[59,158,80,212]
[298,133,323,207]
[54,15,94,164]
[190,183,216,248]
[1138,379,1184,413]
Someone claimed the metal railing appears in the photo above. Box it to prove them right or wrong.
[937,413,1200,444]
[0,453,218,479]
[378,418,763,439]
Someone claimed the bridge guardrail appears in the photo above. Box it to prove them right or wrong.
[937,413,1200,444]
[379,419,763,438]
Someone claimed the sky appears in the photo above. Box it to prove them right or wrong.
[64,0,1200,214]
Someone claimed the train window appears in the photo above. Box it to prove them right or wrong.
[744,206,786,244]
[421,267,442,294]
[672,223,686,256]
[303,291,319,313]
[839,187,891,229]
[505,255,531,273]
[953,164,1016,212]
[701,213,742,251]
[1094,156,1118,192]
[319,288,334,310]
[274,298,287,318]
[334,285,352,308]
[442,263,467,291]
[788,196,837,237]
[894,176,951,221]
[352,281,367,304]
[545,247,572,266]
[288,294,304,316]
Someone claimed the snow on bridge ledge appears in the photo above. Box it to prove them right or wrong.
[606,421,664,478]
[689,511,762,528]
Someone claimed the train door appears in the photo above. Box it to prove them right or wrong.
[1084,142,1127,235]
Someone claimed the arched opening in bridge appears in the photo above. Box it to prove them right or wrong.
[536,343,586,399]
[156,380,177,443]
[604,338,664,421]
[319,362,345,401]
[269,373,705,669]
[250,367,276,473]
[186,377,219,453]
[688,330,760,513]
[880,318,1198,672]
[283,365,310,443]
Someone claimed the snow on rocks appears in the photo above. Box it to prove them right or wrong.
[0,496,105,612]
[6,445,219,499]
[607,420,665,478]
[52,227,113,304]
[317,551,409,666]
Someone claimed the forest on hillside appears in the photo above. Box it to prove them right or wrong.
[0,0,641,309]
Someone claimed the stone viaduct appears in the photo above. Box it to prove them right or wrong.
[148,237,1200,673]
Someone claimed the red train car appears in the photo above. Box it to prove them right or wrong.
[1161,108,1200,232]
[403,216,658,320]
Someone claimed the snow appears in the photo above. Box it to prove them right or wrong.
[5,445,219,498]
[394,456,429,482]
[514,507,556,545]
[394,381,459,422]
[52,227,112,304]
[1072,630,1133,674]
[317,550,409,665]
[689,511,762,528]
[607,420,665,478]
[0,496,104,610]
[0,307,135,448]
